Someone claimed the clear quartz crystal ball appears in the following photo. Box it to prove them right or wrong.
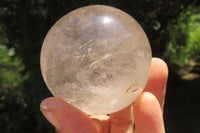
[40,5,152,115]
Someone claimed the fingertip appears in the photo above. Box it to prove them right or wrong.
[151,57,168,78]
[134,92,161,114]
[40,97,64,131]
[40,97,60,110]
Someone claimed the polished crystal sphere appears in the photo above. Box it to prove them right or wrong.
[40,5,152,115]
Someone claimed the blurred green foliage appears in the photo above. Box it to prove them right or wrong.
[166,6,200,65]
[0,23,27,132]
[0,0,199,133]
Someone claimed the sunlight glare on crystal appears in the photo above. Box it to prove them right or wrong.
[103,16,112,24]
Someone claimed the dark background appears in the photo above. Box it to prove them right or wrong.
[0,0,200,133]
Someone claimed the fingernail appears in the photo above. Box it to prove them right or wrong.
[40,107,62,130]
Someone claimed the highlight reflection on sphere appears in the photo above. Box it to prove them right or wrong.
[40,5,152,115]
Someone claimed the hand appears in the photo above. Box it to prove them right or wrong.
[40,57,168,133]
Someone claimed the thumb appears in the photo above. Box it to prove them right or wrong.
[40,97,97,133]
